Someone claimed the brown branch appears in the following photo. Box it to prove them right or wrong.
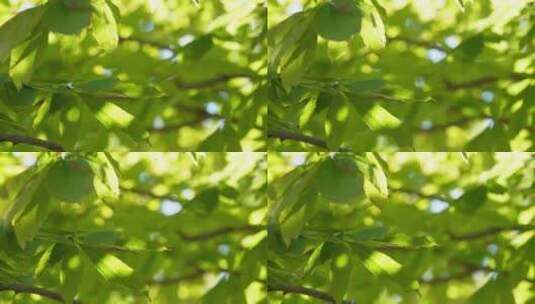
[0,282,79,303]
[389,35,447,52]
[120,186,179,201]
[0,133,65,151]
[444,73,534,90]
[146,270,205,286]
[177,225,264,241]
[149,117,207,133]
[268,283,354,304]
[267,129,328,149]
[449,225,535,241]
[174,73,256,89]
[119,36,177,54]
[391,186,451,201]
[267,129,352,152]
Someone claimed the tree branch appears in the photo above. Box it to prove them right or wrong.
[0,282,79,303]
[0,133,65,151]
[267,130,352,151]
[120,186,180,201]
[146,270,205,286]
[149,117,208,133]
[119,36,177,54]
[449,225,535,241]
[177,225,264,241]
[389,35,447,52]
[173,73,256,89]
[268,283,354,304]
[391,186,451,202]
[444,73,534,90]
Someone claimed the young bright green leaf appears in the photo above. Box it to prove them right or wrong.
[91,0,119,51]
[361,250,402,275]
[360,6,386,49]
[95,254,134,280]
[313,0,362,41]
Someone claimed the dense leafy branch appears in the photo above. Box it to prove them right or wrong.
[0,133,65,151]
[0,282,79,304]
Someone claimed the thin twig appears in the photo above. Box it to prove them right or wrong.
[177,225,264,241]
[0,282,80,303]
[0,133,65,151]
[268,283,354,304]
[449,225,535,241]
[173,73,256,89]
[444,73,534,90]
[389,35,447,53]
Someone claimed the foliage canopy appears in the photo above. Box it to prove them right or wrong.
[268,0,534,151]
[0,0,265,151]
[268,152,534,303]
[0,152,267,303]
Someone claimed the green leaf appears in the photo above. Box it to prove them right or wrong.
[9,31,48,90]
[454,33,485,61]
[340,78,385,94]
[313,0,362,41]
[33,95,52,128]
[466,125,511,152]
[469,277,516,304]
[454,186,487,213]
[280,28,317,90]
[95,254,134,280]
[330,250,353,303]
[360,250,402,275]
[268,11,314,72]
[91,0,119,51]
[3,164,49,226]
[183,34,213,60]
[198,125,242,152]
[279,202,306,247]
[44,0,92,35]
[344,226,388,242]
[0,5,46,62]
[324,94,351,150]
[311,156,364,204]
[34,244,55,276]
[190,188,219,214]
[45,157,96,203]
[360,5,386,49]
[13,188,51,249]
